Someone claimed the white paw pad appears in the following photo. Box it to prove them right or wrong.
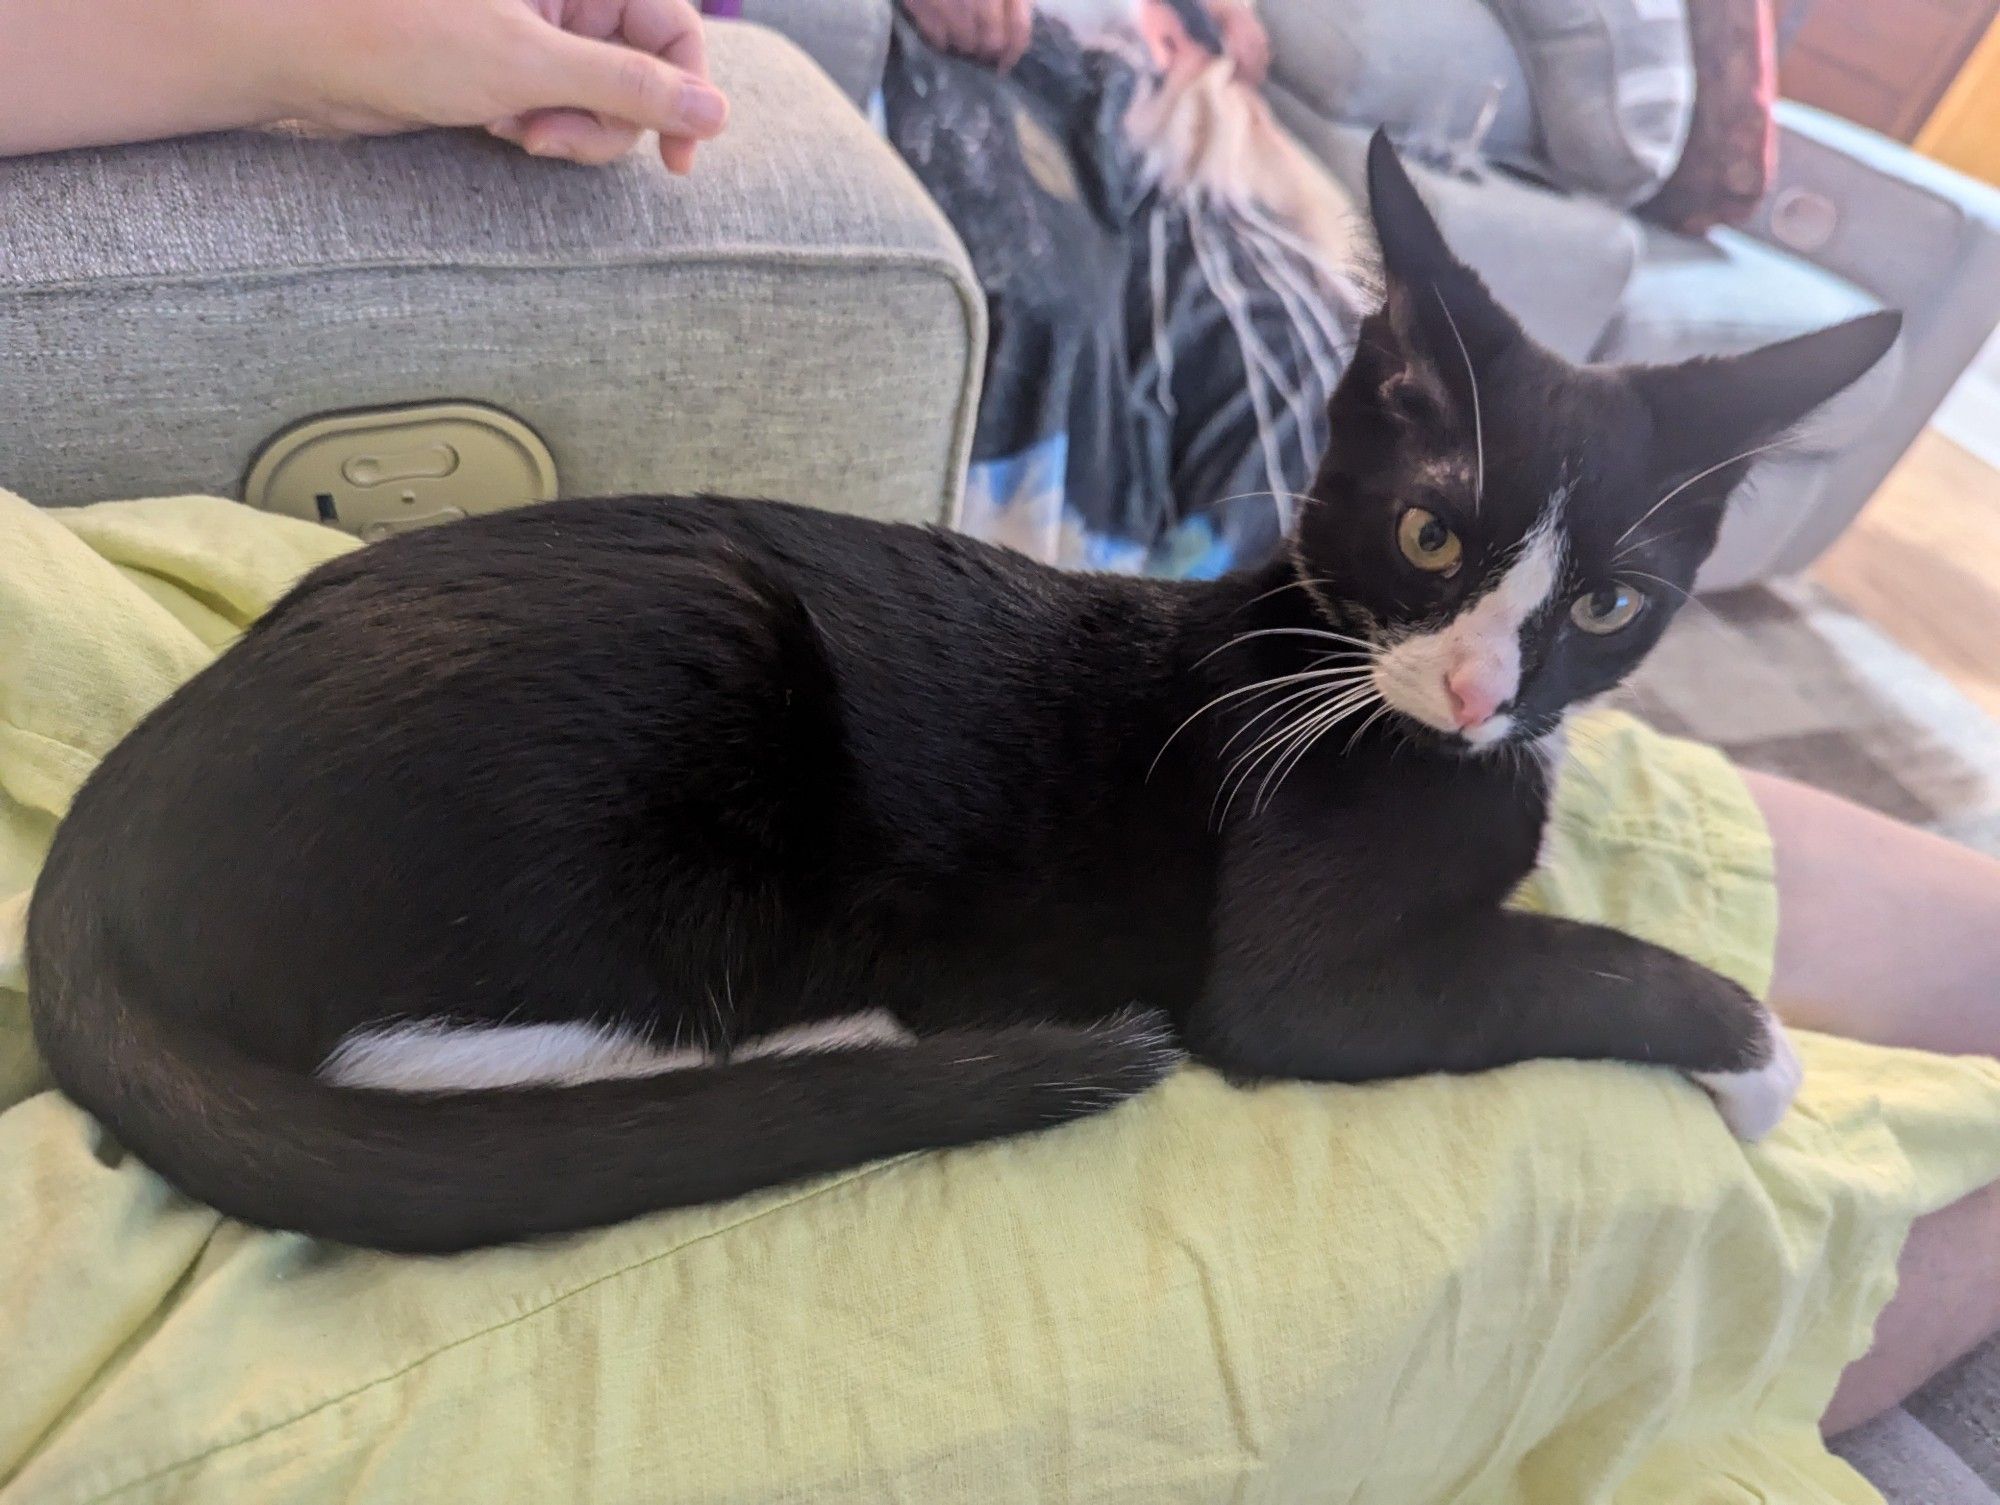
[1692,1011,1802,1142]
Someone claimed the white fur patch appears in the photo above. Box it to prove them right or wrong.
[1693,1010,1803,1142]
[1374,507,1566,748]
[320,1020,701,1091]
[735,1009,914,1059]
[320,1010,916,1093]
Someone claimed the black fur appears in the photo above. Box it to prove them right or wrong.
[26,138,1898,1250]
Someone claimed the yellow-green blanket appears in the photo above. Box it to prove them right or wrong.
[3,488,1998,1505]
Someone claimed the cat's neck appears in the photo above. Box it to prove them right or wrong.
[1170,552,1373,675]
[1144,553,1390,777]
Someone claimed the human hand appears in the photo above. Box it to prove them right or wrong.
[901,0,1034,70]
[1206,0,1270,87]
[266,0,729,172]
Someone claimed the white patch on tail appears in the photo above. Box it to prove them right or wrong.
[320,1020,701,1091]
[321,1010,916,1092]
[736,1009,914,1058]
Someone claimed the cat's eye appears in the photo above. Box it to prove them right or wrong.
[1397,508,1462,575]
[1570,584,1646,635]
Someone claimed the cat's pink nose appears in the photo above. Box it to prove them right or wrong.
[1445,664,1504,730]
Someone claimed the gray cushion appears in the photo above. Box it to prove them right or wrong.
[1717,102,2000,580]
[1483,0,1695,207]
[1596,221,1904,593]
[1266,106,1638,363]
[1833,1404,2000,1505]
[740,0,891,105]
[1260,0,1539,171]
[1593,221,1901,453]
[1750,103,2000,325]
[0,24,983,523]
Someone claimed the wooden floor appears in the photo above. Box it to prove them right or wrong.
[1814,427,2000,722]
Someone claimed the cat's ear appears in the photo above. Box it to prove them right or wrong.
[1634,311,1902,482]
[1363,130,1522,419]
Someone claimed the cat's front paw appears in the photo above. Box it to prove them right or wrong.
[1692,1009,1802,1142]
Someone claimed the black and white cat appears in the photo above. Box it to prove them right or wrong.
[28,137,1896,1252]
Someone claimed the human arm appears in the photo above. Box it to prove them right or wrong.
[1204,0,1268,86]
[0,0,728,170]
[899,0,1033,69]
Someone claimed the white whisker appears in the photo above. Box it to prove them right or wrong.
[1236,575,1342,612]
[1252,687,1380,814]
[1149,663,1375,779]
[1216,707,1318,826]
[1612,520,1707,561]
[1613,439,1791,549]
[1562,748,1610,805]
[1232,674,1384,820]
[1617,568,1692,603]
[1215,686,1363,825]
[1341,699,1397,757]
[1193,626,1381,666]
[1621,569,1734,636]
[1223,681,1377,795]
[1216,674,1375,759]
[1205,487,1322,515]
[1260,677,1391,803]
[1433,286,1483,511]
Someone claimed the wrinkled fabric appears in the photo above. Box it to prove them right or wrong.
[883,20,1357,576]
[3,493,2000,1504]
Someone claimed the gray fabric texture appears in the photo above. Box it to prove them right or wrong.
[1903,1339,2000,1498]
[1582,102,2000,587]
[1747,104,2000,318]
[1836,1406,2000,1505]
[1592,218,1904,592]
[740,0,891,105]
[0,23,983,521]
[1259,0,1539,171]
[1595,220,1900,450]
[1739,104,2000,579]
[1482,0,1695,206]
[1263,102,1637,363]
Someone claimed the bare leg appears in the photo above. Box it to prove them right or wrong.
[1752,769,2000,1054]
[1821,1179,2000,1435]
[1742,770,2000,1433]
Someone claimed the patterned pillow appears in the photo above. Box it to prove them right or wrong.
[1640,0,1779,233]
[1486,0,1697,207]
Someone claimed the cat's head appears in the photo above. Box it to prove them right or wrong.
[1295,133,1899,753]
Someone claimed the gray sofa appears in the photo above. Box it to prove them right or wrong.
[4,0,1999,593]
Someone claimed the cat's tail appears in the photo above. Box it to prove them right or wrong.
[29,898,1181,1251]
